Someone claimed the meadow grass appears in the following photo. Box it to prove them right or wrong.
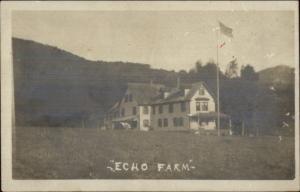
[13,127,295,179]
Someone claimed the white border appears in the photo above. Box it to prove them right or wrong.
[1,1,299,191]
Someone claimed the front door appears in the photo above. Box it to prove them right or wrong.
[131,120,138,129]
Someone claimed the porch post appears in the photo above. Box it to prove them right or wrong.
[198,113,201,135]
[188,116,191,130]
[229,118,232,135]
[242,120,245,136]
[198,113,200,129]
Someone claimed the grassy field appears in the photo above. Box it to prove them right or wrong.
[13,127,295,179]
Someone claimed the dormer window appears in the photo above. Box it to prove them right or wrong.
[164,92,170,99]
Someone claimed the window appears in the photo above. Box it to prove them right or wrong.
[196,101,208,111]
[143,120,149,127]
[173,117,184,127]
[180,102,186,112]
[128,94,133,102]
[143,106,149,114]
[152,106,156,115]
[169,103,174,113]
[199,87,205,95]
[163,118,168,127]
[132,121,137,128]
[158,119,162,127]
[159,105,163,114]
[179,117,184,126]
[132,107,137,115]
[124,95,128,102]
[173,117,177,127]
[196,102,201,111]
[121,108,125,117]
[201,102,208,111]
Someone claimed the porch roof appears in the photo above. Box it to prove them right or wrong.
[112,115,138,122]
[188,112,229,119]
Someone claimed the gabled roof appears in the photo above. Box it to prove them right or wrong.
[185,82,216,100]
[127,83,164,105]
[108,81,215,110]
[151,88,185,104]
[151,81,215,104]
[189,112,229,119]
[107,101,120,113]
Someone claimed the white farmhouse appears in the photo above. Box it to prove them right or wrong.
[105,82,229,132]
[150,82,229,131]
[105,83,164,131]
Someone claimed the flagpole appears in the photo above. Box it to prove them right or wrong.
[216,28,221,137]
[216,21,233,136]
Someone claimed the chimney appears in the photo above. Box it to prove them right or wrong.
[177,77,181,89]
[184,89,190,96]
[164,92,170,99]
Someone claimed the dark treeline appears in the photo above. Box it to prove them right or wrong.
[13,38,294,136]
[178,60,294,136]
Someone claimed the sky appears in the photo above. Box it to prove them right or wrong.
[12,11,295,72]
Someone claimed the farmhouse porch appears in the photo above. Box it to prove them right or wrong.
[188,112,230,131]
[111,115,138,129]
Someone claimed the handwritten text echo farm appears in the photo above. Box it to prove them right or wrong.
[106,160,196,172]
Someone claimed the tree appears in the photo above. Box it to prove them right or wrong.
[178,69,188,76]
[225,57,239,79]
[220,78,258,135]
[241,65,258,81]
[195,60,203,73]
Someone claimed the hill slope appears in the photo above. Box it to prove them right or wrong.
[13,38,178,127]
[258,65,294,86]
